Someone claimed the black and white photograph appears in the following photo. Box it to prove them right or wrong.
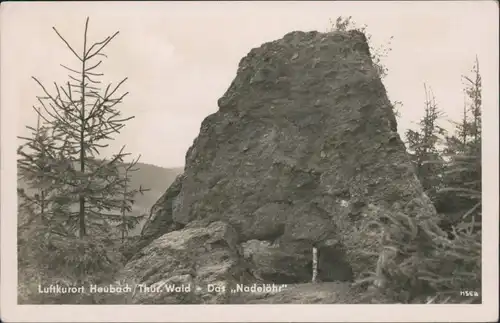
[1,1,498,322]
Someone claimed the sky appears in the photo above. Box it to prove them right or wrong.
[2,1,498,168]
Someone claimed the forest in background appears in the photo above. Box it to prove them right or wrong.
[17,17,482,304]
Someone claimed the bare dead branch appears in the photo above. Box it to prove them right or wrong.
[462,76,475,85]
[69,75,81,84]
[107,78,128,97]
[85,36,111,57]
[110,116,134,124]
[86,71,104,77]
[84,74,101,84]
[102,93,129,111]
[85,60,103,72]
[60,64,81,75]
[85,31,119,60]
[52,27,82,61]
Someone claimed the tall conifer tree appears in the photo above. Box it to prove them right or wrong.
[30,17,145,238]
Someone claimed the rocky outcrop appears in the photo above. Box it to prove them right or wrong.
[137,174,185,245]
[129,29,438,303]
[116,221,253,304]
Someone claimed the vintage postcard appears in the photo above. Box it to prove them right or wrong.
[1,1,498,322]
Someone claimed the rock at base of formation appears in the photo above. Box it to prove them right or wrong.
[116,221,254,304]
[123,29,437,304]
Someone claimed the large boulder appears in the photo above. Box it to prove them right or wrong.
[132,29,437,290]
[137,174,185,250]
[116,221,252,304]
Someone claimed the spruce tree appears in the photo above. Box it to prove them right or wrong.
[405,83,446,200]
[441,57,482,226]
[30,17,143,239]
[17,114,66,268]
[17,113,74,235]
[18,18,150,303]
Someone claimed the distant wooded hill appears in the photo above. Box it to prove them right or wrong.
[17,161,184,237]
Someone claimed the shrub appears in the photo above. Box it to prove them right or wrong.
[350,204,481,303]
[18,221,125,304]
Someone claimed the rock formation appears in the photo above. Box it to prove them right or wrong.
[140,174,185,242]
[117,221,251,304]
[119,29,437,304]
